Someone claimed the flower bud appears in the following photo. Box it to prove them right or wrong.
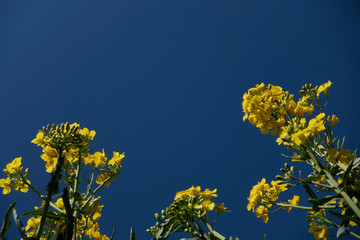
[284,163,290,170]
[155,213,162,222]
[280,168,287,173]
[275,175,284,180]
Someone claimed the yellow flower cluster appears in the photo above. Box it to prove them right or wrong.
[0,123,125,239]
[308,221,330,240]
[24,195,109,239]
[242,83,314,136]
[243,81,335,148]
[174,186,227,216]
[31,123,124,187]
[247,178,288,223]
[327,148,356,165]
[0,157,30,194]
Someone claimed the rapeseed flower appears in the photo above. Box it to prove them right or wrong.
[255,206,269,223]
[316,80,332,96]
[327,114,339,127]
[308,221,330,240]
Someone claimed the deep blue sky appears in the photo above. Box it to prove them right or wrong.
[1,1,360,239]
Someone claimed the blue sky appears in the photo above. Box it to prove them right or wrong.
[1,1,360,239]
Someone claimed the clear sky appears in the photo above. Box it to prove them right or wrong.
[1,1,360,239]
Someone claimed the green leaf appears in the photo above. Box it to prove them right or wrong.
[342,159,354,191]
[329,210,360,226]
[110,226,116,240]
[12,208,26,239]
[301,182,319,211]
[206,223,226,240]
[308,193,341,206]
[0,202,17,240]
[129,226,135,240]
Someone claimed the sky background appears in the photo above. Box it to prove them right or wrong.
[1,1,360,239]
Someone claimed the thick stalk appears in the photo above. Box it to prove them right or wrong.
[35,148,64,239]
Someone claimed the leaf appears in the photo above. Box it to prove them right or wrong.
[110,226,116,240]
[342,159,354,191]
[329,210,360,227]
[206,223,226,240]
[301,182,319,211]
[129,226,135,240]
[12,208,26,239]
[308,193,341,207]
[0,202,17,240]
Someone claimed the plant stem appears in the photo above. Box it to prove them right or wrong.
[35,148,64,239]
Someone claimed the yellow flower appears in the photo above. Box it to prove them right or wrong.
[291,130,308,145]
[0,177,11,195]
[174,186,202,200]
[308,221,330,240]
[294,97,314,117]
[200,188,218,200]
[247,178,270,211]
[4,157,23,175]
[255,206,269,223]
[327,114,339,127]
[108,152,125,166]
[283,195,299,212]
[270,180,287,195]
[96,173,112,187]
[316,80,332,96]
[93,150,107,168]
[327,148,355,165]
[195,199,216,216]
[306,113,326,136]
[93,212,101,222]
[13,179,30,193]
[79,127,96,142]
[215,203,229,215]
[31,132,45,146]
[41,152,58,173]
[242,83,291,135]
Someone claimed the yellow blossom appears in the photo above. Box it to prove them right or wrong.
[255,206,269,223]
[4,157,23,175]
[0,177,11,195]
[306,113,326,136]
[316,80,332,96]
[96,173,112,187]
[327,114,339,127]
[13,179,30,193]
[215,203,229,215]
[283,195,299,212]
[31,132,45,146]
[201,188,218,200]
[308,221,330,240]
[327,148,355,165]
[108,152,125,166]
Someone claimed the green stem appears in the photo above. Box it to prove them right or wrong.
[35,148,64,239]
[275,203,341,210]
[79,175,114,211]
